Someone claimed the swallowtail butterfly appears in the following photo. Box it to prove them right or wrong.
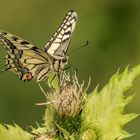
[0,10,77,82]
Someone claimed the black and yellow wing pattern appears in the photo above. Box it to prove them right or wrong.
[45,10,77,58]
[0,10,77,82]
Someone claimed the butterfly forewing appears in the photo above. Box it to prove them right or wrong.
[45,10,77,58]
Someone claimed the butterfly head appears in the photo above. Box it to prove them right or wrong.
[62,56,68,63]
[61,56,69,68]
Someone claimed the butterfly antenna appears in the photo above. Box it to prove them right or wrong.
[68,41,89,56]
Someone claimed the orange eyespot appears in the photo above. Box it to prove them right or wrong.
[22,72,33,81]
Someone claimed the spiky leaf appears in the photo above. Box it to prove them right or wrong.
[0,124,32,140]
[81,65,140,140]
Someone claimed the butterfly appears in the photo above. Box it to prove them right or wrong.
[0,10,77,82]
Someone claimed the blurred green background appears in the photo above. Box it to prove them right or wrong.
[0,0,140,139]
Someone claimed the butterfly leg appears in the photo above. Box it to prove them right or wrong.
[63,65,71,71]
[48,73,59,87]
[38,83,47,97]
[36,83,52,106]
[47,73,61,94]
[66,63,78,74]
[50,74,57,84]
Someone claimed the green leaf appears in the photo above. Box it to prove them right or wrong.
[0,124,32,140]
[81,65,140,140]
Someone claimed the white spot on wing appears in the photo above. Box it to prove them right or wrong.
[64,25,67,29]
[54,38,61,43]
[70,18,75,24]
[66,22,70,26]
[71,11,77,18]
[47,43,60,55]
[60,23,64,27]
[62,34,70,41]
[72,22,76,32]
[50,37,53,42]
[65,15,69,19]
[65,27,71,33]
[61,30,65,35]
[68,17,72,20]
[47,49,55,55]
[45,42,49,46]
[54,32,57,36]
[57,28,61,32]
[58,34,63,38]
[68,11,72,15]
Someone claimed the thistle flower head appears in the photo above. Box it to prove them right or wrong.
[48,72,86,118]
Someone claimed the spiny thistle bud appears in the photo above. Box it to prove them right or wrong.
[48,72,86,118]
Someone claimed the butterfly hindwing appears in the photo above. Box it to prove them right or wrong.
[0,31,51,82]
[45,10,77,58]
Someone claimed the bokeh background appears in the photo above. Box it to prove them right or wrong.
[0,0,140,139]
